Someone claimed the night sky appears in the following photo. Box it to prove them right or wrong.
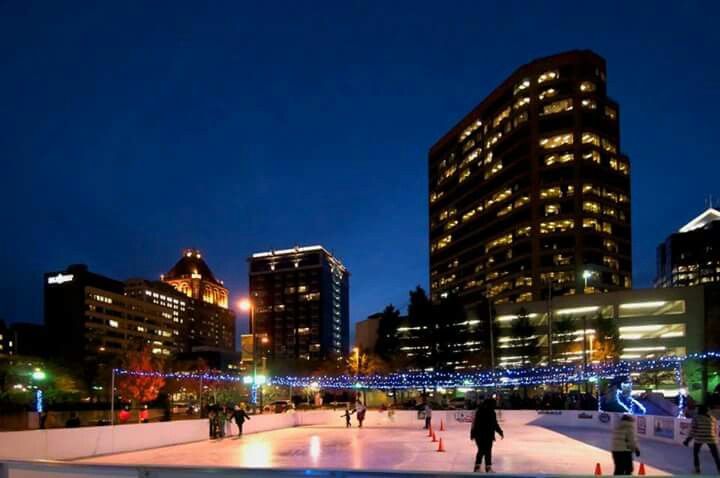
[2,1,719,337]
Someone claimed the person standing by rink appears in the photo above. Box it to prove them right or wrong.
[611,414,640,475]
[470,398,504,473]
[683,405,720,473]
[424,402,433,430]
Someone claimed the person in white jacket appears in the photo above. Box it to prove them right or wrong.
[611,414,640,475]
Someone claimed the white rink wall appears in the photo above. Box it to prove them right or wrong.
[0,408,691,461]
[0,410,340,461]
[529,409,692,445]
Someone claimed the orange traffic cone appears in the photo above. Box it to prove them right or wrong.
[440,419,445,431]
[437,437,446,452]
[431,430,438,443]
[594,463,602,476]
[638,463,646,476]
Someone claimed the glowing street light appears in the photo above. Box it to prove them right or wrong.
[238,298,259,407]
[31,369,47,381]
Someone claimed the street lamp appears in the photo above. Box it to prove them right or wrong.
[352,347,360,375]
[581,270,593,391]
[239,298,257,407]
[31,368,46,414]
[582,270,593,292]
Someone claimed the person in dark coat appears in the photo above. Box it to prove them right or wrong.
[65,412,81,428]
[470,399,504,473]
[233,405,251,437]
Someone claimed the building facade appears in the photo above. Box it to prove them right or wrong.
[44,265,188,365]
[355,313,381,353]
[248,245,349,362]
[429,50,632,309]
[656,208,720,288]
[163,249,236,352]
[493,286,720,368]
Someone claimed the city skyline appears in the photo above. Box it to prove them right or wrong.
[2,1,720,334]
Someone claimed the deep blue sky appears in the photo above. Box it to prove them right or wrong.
[1,1,719,336]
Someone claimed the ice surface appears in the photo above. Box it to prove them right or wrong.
[76,413,699,475]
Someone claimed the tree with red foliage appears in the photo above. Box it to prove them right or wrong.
[116,347,166,405]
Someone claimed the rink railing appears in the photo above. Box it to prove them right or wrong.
[0,460,685,478]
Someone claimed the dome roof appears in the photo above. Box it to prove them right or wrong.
[164,249,223,285]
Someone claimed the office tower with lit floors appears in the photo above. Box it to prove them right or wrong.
[429,50,632,311]
[163,249,236,352]
[656,207,720,287]
[248,246,349,363]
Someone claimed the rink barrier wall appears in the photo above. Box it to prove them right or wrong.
[0,410,343,461]
[0,408,693,463]
[528,409,692,445]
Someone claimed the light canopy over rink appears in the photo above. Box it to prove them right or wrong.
[74,412,673,475]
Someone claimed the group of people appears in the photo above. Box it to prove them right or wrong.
[340,400,367,428]
[207,403,251,439]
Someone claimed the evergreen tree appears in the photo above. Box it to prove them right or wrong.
[374,304,400,362]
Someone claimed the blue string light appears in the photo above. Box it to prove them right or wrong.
[112,352,720,390]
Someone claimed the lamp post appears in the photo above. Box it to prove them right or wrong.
[582,269,593,293]
[352,347,360,375]
[31,368,46,415]
[581,270,593,392]
[239,298,257,408]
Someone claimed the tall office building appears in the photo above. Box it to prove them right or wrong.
[429,50,632,309]
[656,208,720,288]
[163,249,236,352]
[248,246,349,362]
[44,265,188,365]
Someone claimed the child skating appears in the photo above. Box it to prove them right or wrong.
[341,406,355,428]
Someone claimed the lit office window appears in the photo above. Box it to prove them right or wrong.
[540,133,573,149]
[538,70,559,83]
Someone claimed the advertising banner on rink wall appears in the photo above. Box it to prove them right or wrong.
[454,410,475,423]
[637,416,647,435]
[654,417,675,439]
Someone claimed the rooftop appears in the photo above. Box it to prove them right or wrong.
[164,249,223,286]
[678,208,720,233]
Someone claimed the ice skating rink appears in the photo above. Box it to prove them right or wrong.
[74,411,706,475]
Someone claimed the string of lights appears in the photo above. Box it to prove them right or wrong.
[112,351,720,390]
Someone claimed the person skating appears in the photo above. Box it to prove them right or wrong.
[355,400,367,428]
[341,405,355,428]
[683,405,720,473]
[470,398,504,473]
[233,405,251,437]
[611,414,640,475]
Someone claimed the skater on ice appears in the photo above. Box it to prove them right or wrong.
[341,405,355,428]
[233,404,251,437]
[470,398,504,473]
[683,405,720,473]
[611,414,639,475]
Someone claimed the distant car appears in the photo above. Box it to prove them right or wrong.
[269,400,293,413]
[329,401,352,410]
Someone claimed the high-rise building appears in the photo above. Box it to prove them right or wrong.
[163,249,236,352]
[248,245,349,362]
[429,50,632,309]
[44,265,188,365]
[656,208,720,288]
